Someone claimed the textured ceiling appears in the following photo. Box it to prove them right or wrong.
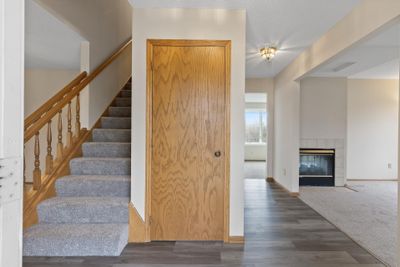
[350,60,399,80]
[129,0,361,78]
[25,0,85,69]
[310,23,400,79]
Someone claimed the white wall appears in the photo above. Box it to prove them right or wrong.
[131,8,246,237]
[300,78,347,140]
[244,144,267,161]
[35,0,132,128]
[347,79,399,180]
[0,0,24,266]
[273,0,400,193]
[245,78,274,177]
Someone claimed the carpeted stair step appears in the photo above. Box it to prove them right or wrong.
[23,223,128,256]
[115,97,131,107]
[120,90,131,97]
[23,81,132,257]
[101,117,131,129]
[70,157,130,175]
[56,175,130,197]
[92,128,131,142]
[108,106,131,117]
[82,142,131,157]
[37,197,129,224]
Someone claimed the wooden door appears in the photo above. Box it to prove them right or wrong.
[149,40,230,241]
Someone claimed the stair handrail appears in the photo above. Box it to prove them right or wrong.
[24,39,132,141]
[24,72,88,131]
[23,38,132,191]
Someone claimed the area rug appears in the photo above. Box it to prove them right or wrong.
[299,182,398,267]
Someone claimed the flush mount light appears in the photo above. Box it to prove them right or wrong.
[260,46,277,61]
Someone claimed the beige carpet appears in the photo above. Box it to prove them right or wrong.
[299,181,398,267]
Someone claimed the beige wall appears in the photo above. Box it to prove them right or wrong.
[299,77,348,187]
[300,77,348,186]
[347,79,399,180]
[35,0,132,128]
[24,69,80,184]
[273,79,300,191]
[299,77,400,182]
[245,78,274,177]
[246,78,274,93]
[24,69,79,116]
[273,0,400,193]
[300,77,347,140]
[131,8,246,236]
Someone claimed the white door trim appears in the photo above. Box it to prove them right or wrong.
[0,0,25,266]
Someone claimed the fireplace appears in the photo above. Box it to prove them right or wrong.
[299,149,335,186]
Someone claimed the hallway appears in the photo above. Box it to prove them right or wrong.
[23,180,383,266]
[244,161,266,179]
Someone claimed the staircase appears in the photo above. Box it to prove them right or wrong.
[23,82,132,256]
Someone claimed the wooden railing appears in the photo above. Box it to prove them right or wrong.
[23,39,132,192]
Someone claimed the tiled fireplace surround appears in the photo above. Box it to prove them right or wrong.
[300,138,346,186]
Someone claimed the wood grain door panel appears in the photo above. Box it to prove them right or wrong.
[150,43,227,241]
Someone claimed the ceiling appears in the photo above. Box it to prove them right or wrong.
[309,22,400,79]
[25,0,85,69]
[350,60,399,80]
[129,0,361,78]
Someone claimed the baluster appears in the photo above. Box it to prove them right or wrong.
[67,102,73,147]
[45,120,53,174]
[56,110,63,160]
[75,93,81,138]
[33,132,41,190]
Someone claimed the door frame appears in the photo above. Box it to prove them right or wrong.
[145,39,231,242]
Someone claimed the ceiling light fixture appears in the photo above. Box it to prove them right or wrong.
[260,46,277,61]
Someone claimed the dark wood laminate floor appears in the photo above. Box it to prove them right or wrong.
[23,179,385,267]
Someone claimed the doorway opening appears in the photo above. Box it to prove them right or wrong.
[244,93,267,179]
[298,21,400,267]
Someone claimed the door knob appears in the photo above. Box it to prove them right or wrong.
[214,151,221,157]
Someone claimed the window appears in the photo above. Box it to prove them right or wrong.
[245,110,267,143]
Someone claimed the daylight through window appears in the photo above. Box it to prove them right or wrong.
[245,110,267,144]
